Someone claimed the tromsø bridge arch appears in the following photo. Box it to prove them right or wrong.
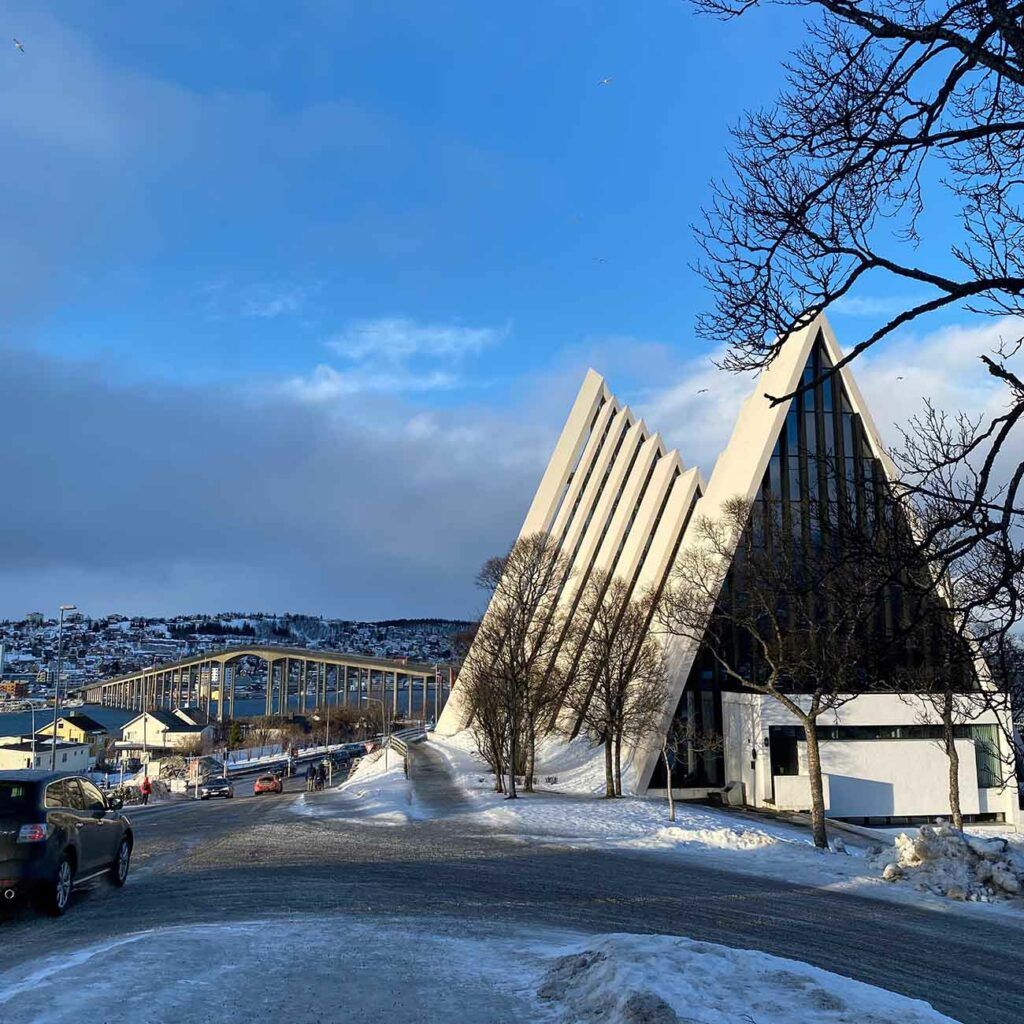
[75,645,453,723]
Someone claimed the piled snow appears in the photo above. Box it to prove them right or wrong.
[872,824,1024,903]
[291,747,423,825]
[0,915,957,1024]
[536,932,956,1024]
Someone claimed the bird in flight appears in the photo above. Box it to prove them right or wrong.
[597,76,613,86]
[896,375,904,381]
[696,388,709,395]
[593,257,607,264]
[13,38,25,53]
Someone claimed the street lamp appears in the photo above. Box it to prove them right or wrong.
[49,604,76,770]
[361,695,388,771]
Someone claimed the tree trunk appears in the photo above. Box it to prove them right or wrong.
[613,729,623,797]
[523,717,535,793]
[942,690,963,830]
[506,723,518,800]
[662,746,676,822]
[604,735,615,797]
[803,717,828,849]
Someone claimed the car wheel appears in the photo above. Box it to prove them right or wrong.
[36,853,74,917]
[110,837,131,887]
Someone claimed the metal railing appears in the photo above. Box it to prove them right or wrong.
[385,725,426,777]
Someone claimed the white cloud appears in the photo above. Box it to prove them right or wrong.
[287,316,507,399]
[241,286,309,319]
[830,294,932,317]
[285,363,459,401]
[853,316,1023,447]
[327,317,506,363]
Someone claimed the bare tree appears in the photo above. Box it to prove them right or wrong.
[692,0,1024,594]
[878,429,1024,826]
[461,658,507,793]
[462,533,570,799]
[567,572,668,797]
[660,496,898,847]
[661,719,724,822]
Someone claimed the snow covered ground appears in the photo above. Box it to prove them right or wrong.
[0,915,958,1024]
[427,730,897,895]
[292,746,427,824]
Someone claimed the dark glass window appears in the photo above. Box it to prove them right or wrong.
[768,456,782,497]
[804,413,817,454]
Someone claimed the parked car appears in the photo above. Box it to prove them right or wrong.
[0,770,133,916]
[197,777,233,800]
[253,774,282,796]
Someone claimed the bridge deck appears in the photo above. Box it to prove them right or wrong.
[75,644,452,721]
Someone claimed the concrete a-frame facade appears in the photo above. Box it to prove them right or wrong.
[440,315,1020,825]
[437,368,704,739]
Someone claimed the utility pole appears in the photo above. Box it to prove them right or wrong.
[49,604,76,770]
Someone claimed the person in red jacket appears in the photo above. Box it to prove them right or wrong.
[140,775,152,806]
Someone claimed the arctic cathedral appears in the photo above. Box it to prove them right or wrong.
[436,316,1019,827]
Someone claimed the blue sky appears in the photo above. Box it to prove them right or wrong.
[0,2,1006,620]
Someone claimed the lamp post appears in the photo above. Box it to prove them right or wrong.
[49,604,76,770]
[361,696,387,771]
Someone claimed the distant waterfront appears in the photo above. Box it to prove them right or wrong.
[0,685,442,738]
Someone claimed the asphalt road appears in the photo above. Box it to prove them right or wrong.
[2,751,1023,1024]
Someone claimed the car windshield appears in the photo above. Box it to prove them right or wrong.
[258,776,275,782]
[205,778,228,786]
[0,781,35,815]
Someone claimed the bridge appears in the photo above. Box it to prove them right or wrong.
[74,645,453,723]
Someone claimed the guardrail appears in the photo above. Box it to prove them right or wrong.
[385,725,426,777]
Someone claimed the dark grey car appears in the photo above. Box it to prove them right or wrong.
[0,770,133,916]
[197,776,233,800]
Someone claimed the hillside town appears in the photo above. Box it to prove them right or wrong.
[0,612,471,697]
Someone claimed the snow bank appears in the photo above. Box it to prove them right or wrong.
[536,932,955,1024]
[0,915,957,1024]
[872,824,1024,903]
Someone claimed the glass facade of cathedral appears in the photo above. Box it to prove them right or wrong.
[653,335,966,790]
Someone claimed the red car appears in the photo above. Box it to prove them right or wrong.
[253,774,283,796]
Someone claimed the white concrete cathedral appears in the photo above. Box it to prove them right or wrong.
[437,316,1020,827]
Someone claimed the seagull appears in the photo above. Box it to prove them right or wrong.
[13,38,24,53]
[696,388,709,395]
[896,375,904,381]
[597,76,613,86]
[593,257,607,264]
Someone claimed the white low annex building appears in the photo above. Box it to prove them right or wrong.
[438,315,1021,827]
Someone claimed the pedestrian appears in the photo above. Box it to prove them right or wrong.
[316,763,326,791]
[305,763,316,792]
[140,775,152,806]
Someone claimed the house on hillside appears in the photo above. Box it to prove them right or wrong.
[0,737,92,772]
[117,710,214,762]
[36,713,109,759]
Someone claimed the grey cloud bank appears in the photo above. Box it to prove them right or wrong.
[0,346,547,620]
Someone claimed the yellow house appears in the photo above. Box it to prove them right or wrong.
[36,713,109,757]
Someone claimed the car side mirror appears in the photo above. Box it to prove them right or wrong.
[106,794,124,811]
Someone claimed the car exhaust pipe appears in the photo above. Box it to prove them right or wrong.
[2,888,16,901]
